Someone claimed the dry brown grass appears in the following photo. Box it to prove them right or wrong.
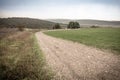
[0,30,53,80]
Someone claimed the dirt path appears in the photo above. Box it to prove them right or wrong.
[36,32,120,80]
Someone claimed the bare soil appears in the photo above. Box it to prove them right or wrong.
[36,32,120,80]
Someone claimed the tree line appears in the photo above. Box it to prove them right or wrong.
[53,21,80,29]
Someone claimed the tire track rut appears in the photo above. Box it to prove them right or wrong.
[36,32,120,80]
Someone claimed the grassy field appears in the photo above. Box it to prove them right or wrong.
[0,30,53,80]
[44,28,120,53]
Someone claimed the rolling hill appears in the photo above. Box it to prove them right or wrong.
[0,18,55,29]
[1,18,120,29]
[47,19,120,27]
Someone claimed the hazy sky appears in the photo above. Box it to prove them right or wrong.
[0,0,120,20]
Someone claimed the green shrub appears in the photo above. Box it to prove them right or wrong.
[67,22,80,29]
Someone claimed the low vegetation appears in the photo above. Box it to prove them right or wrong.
[44,28,120,53]
[90,25,99,28]
[0,18,55,29]
[0,30,53,80]
[18,26,25,31]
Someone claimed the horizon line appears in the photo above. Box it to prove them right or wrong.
[0,17,120,21]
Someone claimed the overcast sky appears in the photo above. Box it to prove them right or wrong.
[0,0,120,20]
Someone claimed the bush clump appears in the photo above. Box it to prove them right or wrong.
[67,22,80,29]
[90,25,99,28]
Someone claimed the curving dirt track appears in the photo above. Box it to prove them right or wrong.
[36,32,120,80]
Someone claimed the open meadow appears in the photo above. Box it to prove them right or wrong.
[0,27,120,80]
[44,28,120,53]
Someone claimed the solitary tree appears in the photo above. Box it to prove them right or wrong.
[74,22,80,28]
[53,23,61,29]
[67,22,74,29]
[67,22,80,29]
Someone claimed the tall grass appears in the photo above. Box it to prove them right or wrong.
[0,31,53,80]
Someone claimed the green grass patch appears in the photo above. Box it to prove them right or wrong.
[44,28,120,53]
[0,31,53,80]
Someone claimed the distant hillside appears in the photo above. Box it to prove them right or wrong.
[0,18,55,29]
[47,19,120,27]
[47,19,71,24]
